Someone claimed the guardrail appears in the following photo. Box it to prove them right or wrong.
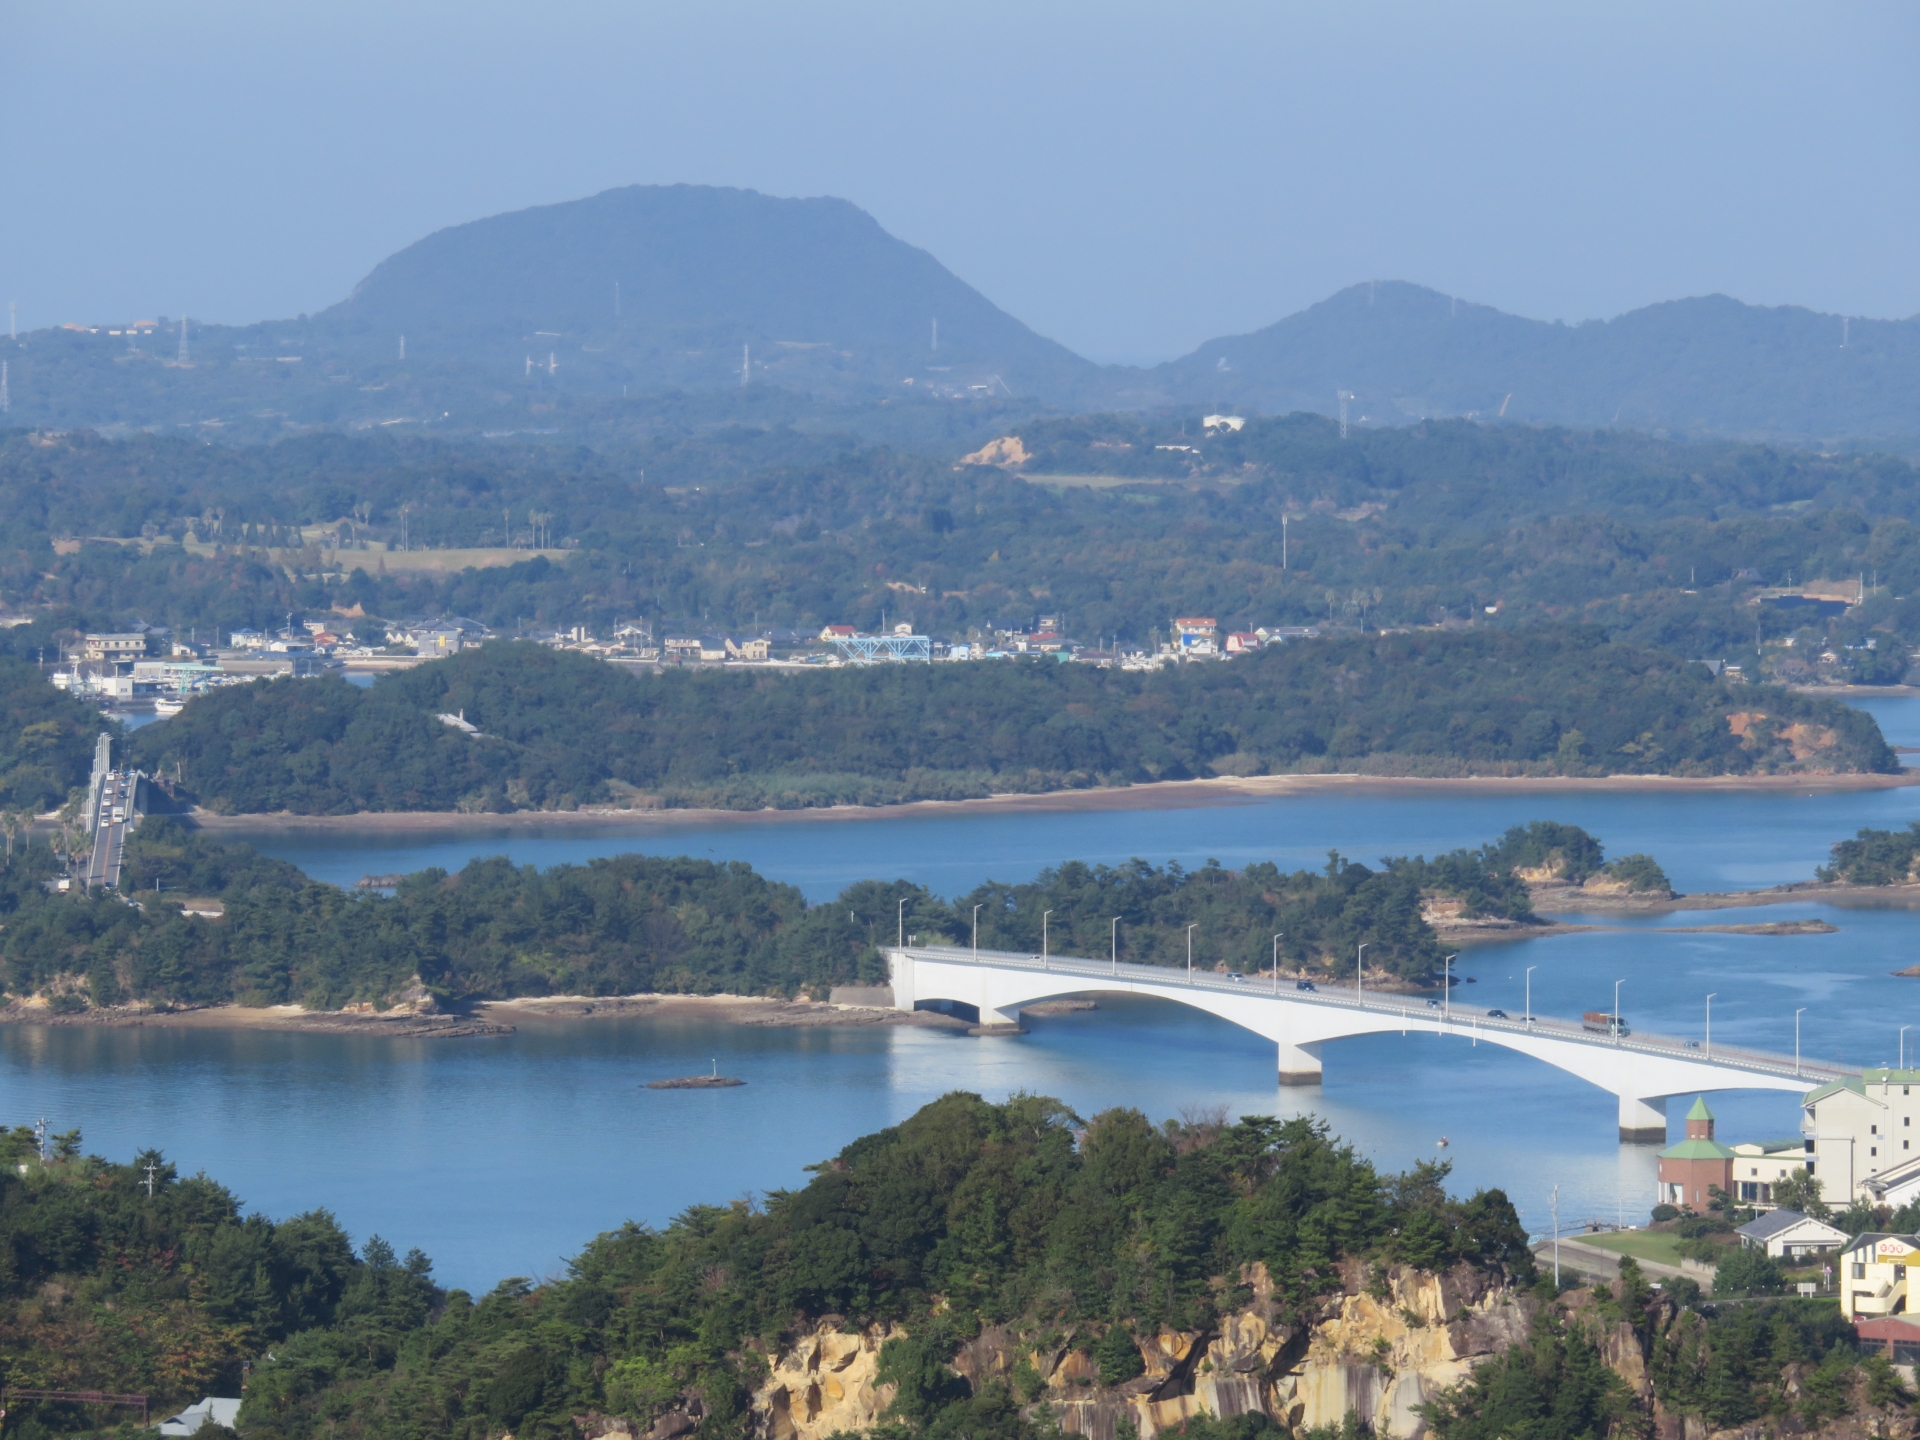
[900,945,1854,1086]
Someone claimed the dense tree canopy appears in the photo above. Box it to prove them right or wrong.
[125,632,1893,818]
[7,421,1920,683]
[1,817,1622,1008]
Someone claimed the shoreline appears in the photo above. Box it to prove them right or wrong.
[185,767,1920,837]
[0,992,964,1037]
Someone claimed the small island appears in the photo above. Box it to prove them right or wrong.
[645,1075,745,1089]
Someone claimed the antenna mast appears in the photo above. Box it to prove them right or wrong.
[1337,390,1352,439]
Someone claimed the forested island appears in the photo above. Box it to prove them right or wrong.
[0,819,1644,1012]
[119,632,1893,819]
[1818,823,1920,886]
[0,1097,1905,1440]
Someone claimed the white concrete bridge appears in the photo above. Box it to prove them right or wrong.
[887,945,1856,1141]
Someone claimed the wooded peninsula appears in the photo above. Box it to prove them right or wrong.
[113,632,1894,819]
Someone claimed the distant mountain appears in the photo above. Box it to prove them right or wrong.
[316,184,1100,398]
[0,185,1100,437]
[6,191,1917,445]
[1143,281,1920,443]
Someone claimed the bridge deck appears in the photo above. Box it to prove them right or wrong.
[901,944,1853,1088]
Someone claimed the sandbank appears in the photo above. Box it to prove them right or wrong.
[187,767,1920,839]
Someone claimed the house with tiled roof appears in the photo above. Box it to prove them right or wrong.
[1733,1208,1847,1260]
[1656,1097,1735,1210]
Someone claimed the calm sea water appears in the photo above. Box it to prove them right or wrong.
[10,694,1920,1291]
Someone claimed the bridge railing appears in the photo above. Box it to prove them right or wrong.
[898,945,1853,1087]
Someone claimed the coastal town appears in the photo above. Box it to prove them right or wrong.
[39,614,1323,715]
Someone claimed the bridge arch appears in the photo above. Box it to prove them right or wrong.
[888,947,1829,1143]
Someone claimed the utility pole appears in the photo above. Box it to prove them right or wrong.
[1550,1185,1560,1287]
[143,1161,157,1198]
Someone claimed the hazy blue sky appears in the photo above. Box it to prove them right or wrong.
[4,2,1915,362]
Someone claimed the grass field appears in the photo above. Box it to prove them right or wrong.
[1575,1229,1690,1267]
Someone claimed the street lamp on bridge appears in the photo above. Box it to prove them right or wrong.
[1187,925,1198,984]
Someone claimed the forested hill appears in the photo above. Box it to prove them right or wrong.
[15,422,1920,683]
[0,1101,1901,1440]
[126,632,1893,818]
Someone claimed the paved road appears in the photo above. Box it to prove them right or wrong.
[83,772,133,888]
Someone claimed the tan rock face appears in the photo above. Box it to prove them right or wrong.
[756,1323,903,1440]
[754,1265,1536,1440]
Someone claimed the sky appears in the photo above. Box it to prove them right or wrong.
[4,2,1916,364]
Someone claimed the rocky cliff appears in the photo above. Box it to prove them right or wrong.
[751,1265,1917,1440]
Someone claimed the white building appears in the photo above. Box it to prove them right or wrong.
[1729,1136,1814,1206]
[1802,1069,1920,1203]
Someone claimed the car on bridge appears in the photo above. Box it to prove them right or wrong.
[1487,1009,1509,1019]
[1226,972,1246,983]
[1295,980,1316,992]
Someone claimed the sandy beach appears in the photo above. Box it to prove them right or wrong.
[186,766,1920,838]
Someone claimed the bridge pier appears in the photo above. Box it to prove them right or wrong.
[1619,1095,1669,1144]
[970,1004,1025,1036]
[1278,1040,1324,1086]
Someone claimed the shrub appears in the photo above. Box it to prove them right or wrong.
[1714,1246,1786,1297]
